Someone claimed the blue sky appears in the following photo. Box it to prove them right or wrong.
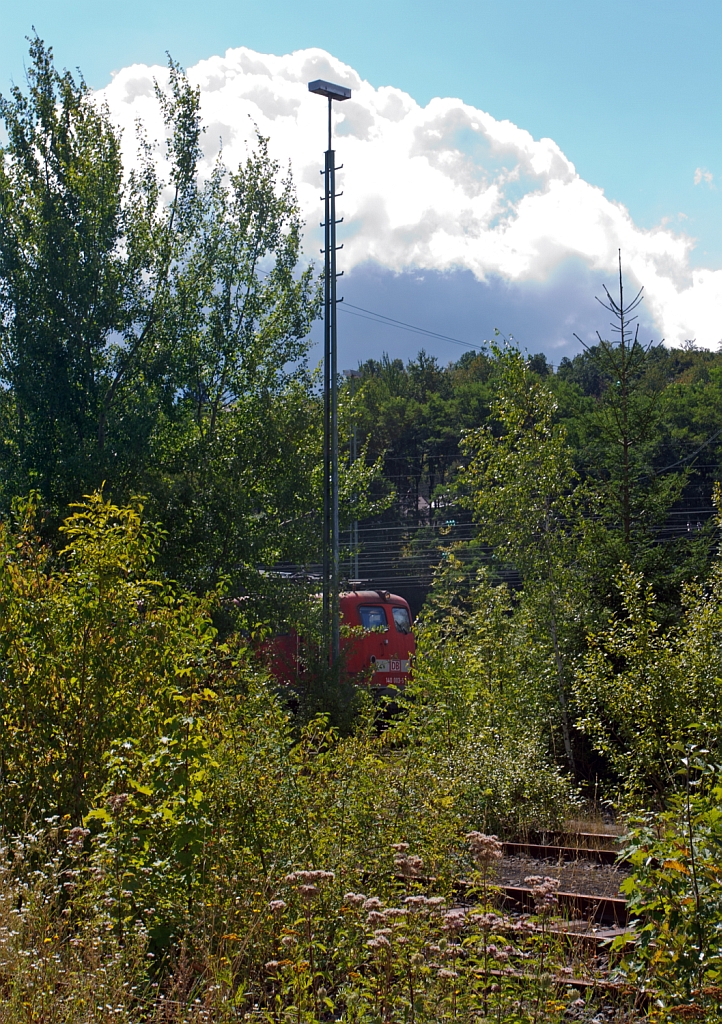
[2,0,720,364]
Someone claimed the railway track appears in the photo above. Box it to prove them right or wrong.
[502,830,627,924]
[502,828,624,893]
[400,829,629,934]
[501,839,621,866]
[454,828,631,941]
[392,830,641,1008]
[524,830,621,846]
[454,879,628,929]
[462,830,638,1002]
[497,884,628,926]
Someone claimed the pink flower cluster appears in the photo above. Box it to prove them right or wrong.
[466,831,503,866]
[284,868,335,900]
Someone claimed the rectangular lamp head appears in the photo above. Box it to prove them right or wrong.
[308,79,351,101]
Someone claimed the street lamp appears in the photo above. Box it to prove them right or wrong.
[308,78,351,667]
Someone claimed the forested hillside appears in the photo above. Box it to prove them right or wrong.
[2,39,722,1024]
[348,341,722,613]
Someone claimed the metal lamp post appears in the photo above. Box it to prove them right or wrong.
[343,369,362,582]
[308,78,351,667]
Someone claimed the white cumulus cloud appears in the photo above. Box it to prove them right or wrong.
[694,166,714,188]
[98,46,722,347]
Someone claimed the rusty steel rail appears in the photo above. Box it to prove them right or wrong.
[486,967,646,1005]
[454,877,629,926]
[523,830,622,849]
[502,840,622,865]
[499,884,629,926]
[575,831,621,845]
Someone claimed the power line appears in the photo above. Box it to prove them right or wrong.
[340,302,479,350]
[654,427,722,475]
[339,303,563,367]
[258,262,481,351]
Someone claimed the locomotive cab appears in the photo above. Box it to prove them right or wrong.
[340,590,414,691]
[264,589,415,691]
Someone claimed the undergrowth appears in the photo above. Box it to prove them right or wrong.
[1,825,647,1024]
[3,493,722,1021]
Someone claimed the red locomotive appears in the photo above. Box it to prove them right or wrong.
[268,589,415,691]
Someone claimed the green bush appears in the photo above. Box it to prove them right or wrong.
[575,493,722,805]
[617,750,722,1021]
[404,555,580,838]
[0,491,225,831]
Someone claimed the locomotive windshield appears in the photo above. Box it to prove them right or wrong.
[359,605,388,630]
[392,606,412,634]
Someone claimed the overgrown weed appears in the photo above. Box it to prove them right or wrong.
[0,828,645,1023]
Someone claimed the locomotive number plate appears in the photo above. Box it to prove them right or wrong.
[372,659,410,673]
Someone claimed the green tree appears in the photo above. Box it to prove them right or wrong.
[0,41,389,601]
[0,490,223,830]
[574,499,722,803]
[142,118,323,588]
[618,752,722,1012]
[566,257,700,618]
[460,345,597,768]
[0,37,130,505]
[0,41,214,513]
[399,553,579,836]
